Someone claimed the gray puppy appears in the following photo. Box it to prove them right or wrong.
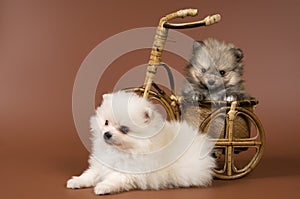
[181,38,252,104]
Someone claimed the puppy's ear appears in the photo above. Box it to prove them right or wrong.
[143,107,153,123]
[231,48,244,62]
[193,41,205,50]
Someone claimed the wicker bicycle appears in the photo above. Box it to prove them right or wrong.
[124,8,265,179]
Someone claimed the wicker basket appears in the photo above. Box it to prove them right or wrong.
[183,100,257,153]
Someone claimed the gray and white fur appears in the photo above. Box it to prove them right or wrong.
[181,38,252,105]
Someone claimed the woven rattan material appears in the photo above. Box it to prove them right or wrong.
[183,102,254,140]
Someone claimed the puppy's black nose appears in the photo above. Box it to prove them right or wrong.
[104,132,112,140]
[208,80,215,85]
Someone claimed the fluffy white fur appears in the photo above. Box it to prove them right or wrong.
[67,91,215,194]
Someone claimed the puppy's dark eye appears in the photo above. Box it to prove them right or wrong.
[219,70,226,76]
[105,120,109,126]
[120,126,129,134]
[201,68,206,74]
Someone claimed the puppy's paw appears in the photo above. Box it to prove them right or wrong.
[182,94,203,105]
[94,183,114,195]
[192,95,199,102]
[226,95,236,102]
[66,177,84,189]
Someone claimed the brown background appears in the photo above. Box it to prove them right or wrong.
[1,0,300,199]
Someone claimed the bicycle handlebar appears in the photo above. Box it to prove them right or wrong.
[163,14,221,29]
[159,8,221,29]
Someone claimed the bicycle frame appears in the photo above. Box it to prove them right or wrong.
[124,8,265,179]
[142,9,221,99]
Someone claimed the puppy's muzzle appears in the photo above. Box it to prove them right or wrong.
[104,131,112,140]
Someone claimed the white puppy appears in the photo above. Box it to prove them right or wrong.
[67,91,215,194]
